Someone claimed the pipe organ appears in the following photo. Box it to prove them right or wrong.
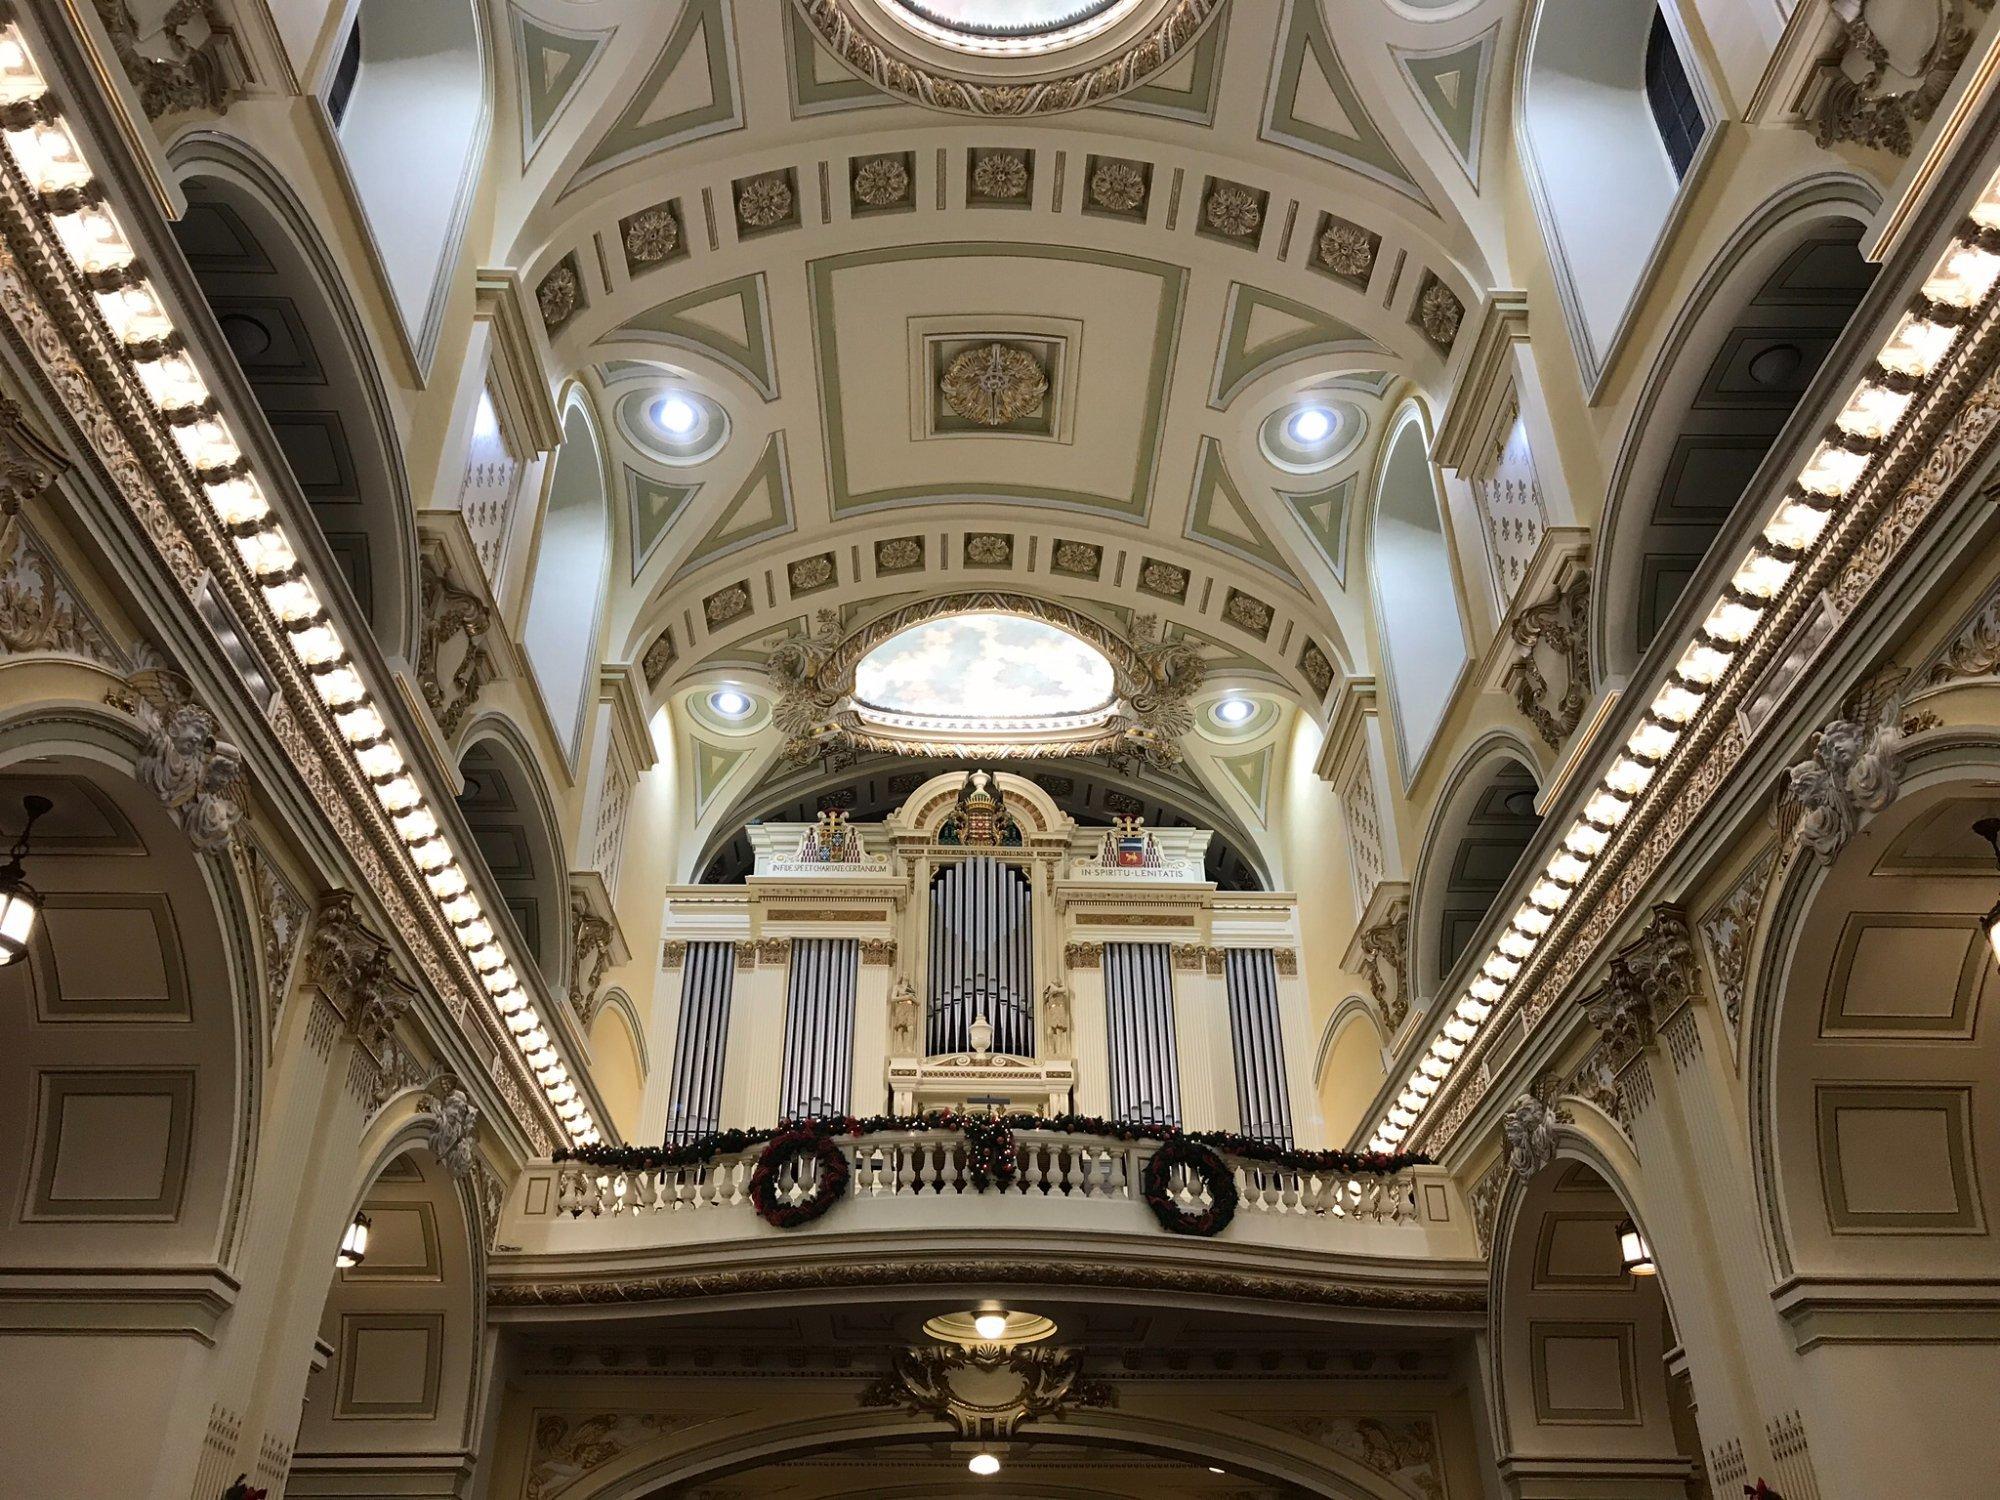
[649,771,1322,1146]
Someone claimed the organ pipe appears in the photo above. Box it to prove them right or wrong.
[779,938,859,1119]
[1105,942,1181,1126]
[663,941,735,1143]
[1225,947,1293,1146]
[927,857,1034,1056]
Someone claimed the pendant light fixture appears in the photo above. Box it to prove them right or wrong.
[336,1210,371,1269]
[1973,819,2000,969]
[1616,1217,1656,1277]
[0,795,52,968]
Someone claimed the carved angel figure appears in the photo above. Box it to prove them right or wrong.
[1781,712,1903,861]
[1501,1092,1561,1179]
[112,658,246,851]
[769,610,848,761]
[424,1086,480,1181]
[1041,982,1072,1053]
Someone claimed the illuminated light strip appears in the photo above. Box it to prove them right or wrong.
[0,27,599,1145]
[1363,164,2000,1154]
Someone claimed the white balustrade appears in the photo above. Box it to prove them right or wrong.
[551,1130,1422,1230]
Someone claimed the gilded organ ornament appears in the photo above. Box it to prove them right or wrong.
[940,343,1048,427]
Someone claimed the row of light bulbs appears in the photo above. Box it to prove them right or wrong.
[1366,167,2000,1155]
[0,26,600,1146]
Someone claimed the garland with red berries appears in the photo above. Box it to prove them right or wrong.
[556,1112,1426,1233]
[1141,1137,1238,1236]
[747,1126,850,1228]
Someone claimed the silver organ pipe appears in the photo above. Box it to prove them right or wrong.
[1104,942,1181,1126]
[1224,948,1294,1146]
[664,941,736,1143]
[779,938,859,1119]
[926,857,1034,1056]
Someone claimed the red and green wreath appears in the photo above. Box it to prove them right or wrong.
[748,1127,850,1228]
[1141,1137,1238,1237]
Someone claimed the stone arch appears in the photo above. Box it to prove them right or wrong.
[1593,174,1880,681]
[167,133,419,660]
[1409,735,1544,1003]
[587,987,648,1141]
[1368,399,1469,781]
[1315,995,1389,1144]
[290,1107,488,1494]
[454,718,570,997]
[0,699,262,1475]
[1488,1143,1702,1494]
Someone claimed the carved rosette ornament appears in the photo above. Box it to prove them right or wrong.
[768,594,1204,767]
[971,150,1030,199]
[736,173,794,230]
[1317,220,1376,279]
[942,343,1048,426]
[853,155,910,206]
[1417,278,1465,350]
[1089,158,1147,212]
[796,0,1225,116]
[537,263,579,329]
[622,206,679,265]
[1204,181,1263,238]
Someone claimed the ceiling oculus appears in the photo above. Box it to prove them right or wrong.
[770,593,1203,765]
[795,0,1223,114]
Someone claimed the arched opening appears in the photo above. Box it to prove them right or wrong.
[0,754,253,1487]
[170,151,417,657]
[1413,748,1543,1000]
[1491,1158,1700,1492]
[291,1145,483,1493]
[1521,1,1713,382]
[586,992,646,1142]
[1315,999,1388,1145]
[455,731,566,990]
[325,0,487,361]
[1371,405,1468,779]
[1749,766,2000,1488]
[1600,208,1876,675]
[521,400,612,761]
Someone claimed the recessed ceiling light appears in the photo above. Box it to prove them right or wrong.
[652,393,700,437]
[969,1453,1001,1476]
[973,1311,1009,1341]
[709,688,752,719]
[1208,1467,1225,1475]
[1286,405,1334,445]
[1214,697,1254,725]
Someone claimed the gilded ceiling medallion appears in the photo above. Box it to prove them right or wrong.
[622,205,679,264]
[1088,158,1147,212]
[536,262,579,329]
[853,154,911,206]
[1317,220,1375,279]
[795,0,1224,116]
[1204,181,1263,239]
[940,343,1048,427]
[1417,277,1466,350]
[970,149,1030,199]
[736,172,795,230]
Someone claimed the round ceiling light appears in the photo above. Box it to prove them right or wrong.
[968,1453,1001,1476]
[651,393,700,437]
[1287,405,1334,446]
[709,688,752,719]
[1214,697,1255,725]
[972,1311,1009,1341]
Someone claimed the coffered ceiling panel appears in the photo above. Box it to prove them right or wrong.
[809,243,1186,520]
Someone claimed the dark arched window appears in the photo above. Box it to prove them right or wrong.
[1645,10,1704,179]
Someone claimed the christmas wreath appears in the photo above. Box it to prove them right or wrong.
[748,1126,850,1228]
[1141,1137,1238,1237]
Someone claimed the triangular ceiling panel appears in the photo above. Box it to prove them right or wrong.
[1393,25,1498,188]
[676,433,794,576]
[1212,282,1382,408]
[626,467,699,581]
[784,3,891,116]
[1186,438,1301,589]
[1280,475,1354,585]
[1216,744,1274,825]
[513,9,612,164]
[1262,0,1432,209]
[570,0,741,189]
[692,736,749,816]
[1107,10,1226,124]
[603,273,778,399]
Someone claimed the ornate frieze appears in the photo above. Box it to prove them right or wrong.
[107,653,246,851]
[1358,898,1410,1030]
[526,1412,704,1500]
[1505,566,1591,750]
[1697,848,1778,1048]
[416,537,495,739]
[0,519,120,666]
[859,937,896,966]
[569,887,613,1024]
[1812,0,1986,155]
[1064,940,1103,970]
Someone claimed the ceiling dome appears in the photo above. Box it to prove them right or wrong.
[854,612,1115,729]
[888,0,1134,51]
